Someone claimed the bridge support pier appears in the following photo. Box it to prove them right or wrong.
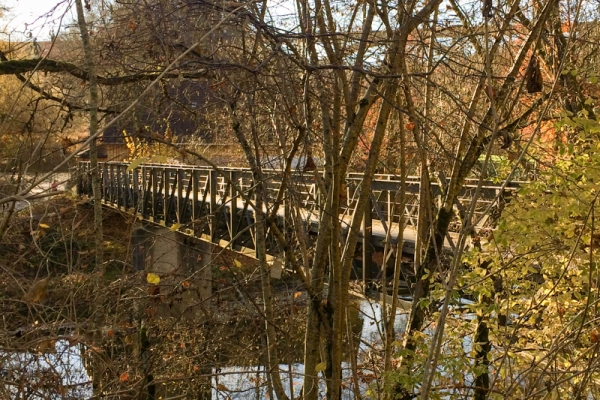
[132,224,213,319]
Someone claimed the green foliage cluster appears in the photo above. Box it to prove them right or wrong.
[462,104,600,397]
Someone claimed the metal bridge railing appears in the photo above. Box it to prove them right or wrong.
[77,161,519,254]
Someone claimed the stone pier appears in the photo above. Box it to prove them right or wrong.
[133,225,212,319]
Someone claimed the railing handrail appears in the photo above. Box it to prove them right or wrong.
[78,161,523,191]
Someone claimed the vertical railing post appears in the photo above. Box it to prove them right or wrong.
[389,186,395,226]
[114,164,119,205]
[283,177,292,267]
[76,162,83,195]
[229,171,239,245]
[363,194,373,293]
[177,169,184,224]
[162,168,166,225]
[108,164,114,204]
[141,166,148,216]
[102,163,108,201]
[132,167,139,211]
[192,170,199,229]
[124,164,131,209]
[151,168,158,220]
[119,164,124,208]
[252,172,260,258]
[210,169,218,242]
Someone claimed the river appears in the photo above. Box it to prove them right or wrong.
[2,300,407,399]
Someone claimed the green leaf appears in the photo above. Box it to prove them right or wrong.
[147,273,160,285]
[127,157,147,171]
[315,362,326,373]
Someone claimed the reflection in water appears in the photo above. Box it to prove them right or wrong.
[2,340,92,399]
[212,300,408,399]
[5,300,407,398]
[358,300,408,350]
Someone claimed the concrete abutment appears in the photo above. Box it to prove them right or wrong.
[132,224,213,319]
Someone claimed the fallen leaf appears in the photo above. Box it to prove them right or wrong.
[234,259,242,268]
[217,384,229,391]
[39,223,50,229]
[107,329,115,338]
[182,280,191,288]
[147,273,160,285]
[23,278,49,303]
[294,291,302,299]
[67,335,83,346]
[37,339,56,352]
[120,371,129,382]
[170,223,182,231]
[591,330,600,343]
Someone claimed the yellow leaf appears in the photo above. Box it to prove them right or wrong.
[315,361,326,373]
[147,273,160,285]
[170,223,182,231]
[39,223,50,229]
[294,291,302,299]
[234,259,242,268]
[127,157,147,171]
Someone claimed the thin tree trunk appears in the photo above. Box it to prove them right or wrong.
[255,196,289,400]
[414,6,438,269]
[230,100,289,400]
[140,323,156,400]
[0,167,21,241]
[396,1,557,397]
[384,98,408,374]
[74,0,103,273]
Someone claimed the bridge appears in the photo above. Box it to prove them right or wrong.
[76,161,518,295]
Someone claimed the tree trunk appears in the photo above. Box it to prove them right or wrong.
[74,0,103,273]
